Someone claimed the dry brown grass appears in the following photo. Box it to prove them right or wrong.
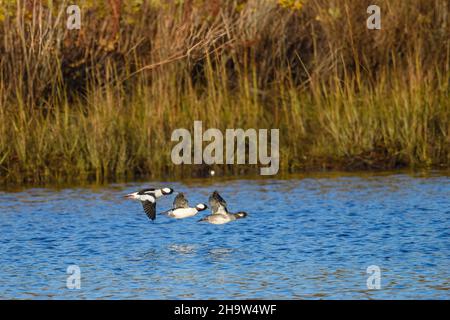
[0,0,448,184]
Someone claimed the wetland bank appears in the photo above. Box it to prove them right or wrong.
[0,0,448,186]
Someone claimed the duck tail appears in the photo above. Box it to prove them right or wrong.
[233,212,248,220]
[158,209,171,216]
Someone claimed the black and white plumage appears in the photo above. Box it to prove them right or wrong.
[198,191,248,224]
[160,192,207,219]
[138,187,174,200]
[141,199,157,221]
[125,188,173,221]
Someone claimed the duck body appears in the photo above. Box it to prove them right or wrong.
[162,193,207,219]
[137,187,173,199]
[198,212,247,224]
[166,207,202,219]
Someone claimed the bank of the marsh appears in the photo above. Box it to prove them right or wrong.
[0,0,449,184]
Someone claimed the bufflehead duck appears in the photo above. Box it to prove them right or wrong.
[198,191,248,224]
[161,192,208,219]
[124,187,173,221]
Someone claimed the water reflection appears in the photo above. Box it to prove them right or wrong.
[168,244,197,255]
[207,248,235,262]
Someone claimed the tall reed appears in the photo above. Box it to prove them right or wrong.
[0,0,448,184]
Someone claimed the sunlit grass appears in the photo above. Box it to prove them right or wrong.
[0,0,448,185]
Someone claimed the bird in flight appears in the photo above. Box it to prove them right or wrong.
[124,187,173,221]
[198,191,248,224]
[160,192,208,219]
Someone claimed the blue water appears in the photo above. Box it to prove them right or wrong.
[0,172,449,299]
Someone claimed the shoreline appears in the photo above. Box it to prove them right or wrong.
[1,166,449,191]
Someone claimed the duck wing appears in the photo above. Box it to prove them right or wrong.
[142,200,156,221]
[173,192,189,209]
[209,191,228,215]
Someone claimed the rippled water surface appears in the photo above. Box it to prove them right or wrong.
[0,172,449,299]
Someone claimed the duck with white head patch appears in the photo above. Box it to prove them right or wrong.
[198,191,248,224]
[161,192,208,219]
[124,187,173,221]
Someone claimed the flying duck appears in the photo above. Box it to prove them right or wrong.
[198,191,248,224]
[124,187,173,221]
[161,192,208,219]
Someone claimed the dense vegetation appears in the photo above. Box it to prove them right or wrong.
[0,0,448,184]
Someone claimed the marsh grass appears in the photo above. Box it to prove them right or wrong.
[0,0,448,184]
